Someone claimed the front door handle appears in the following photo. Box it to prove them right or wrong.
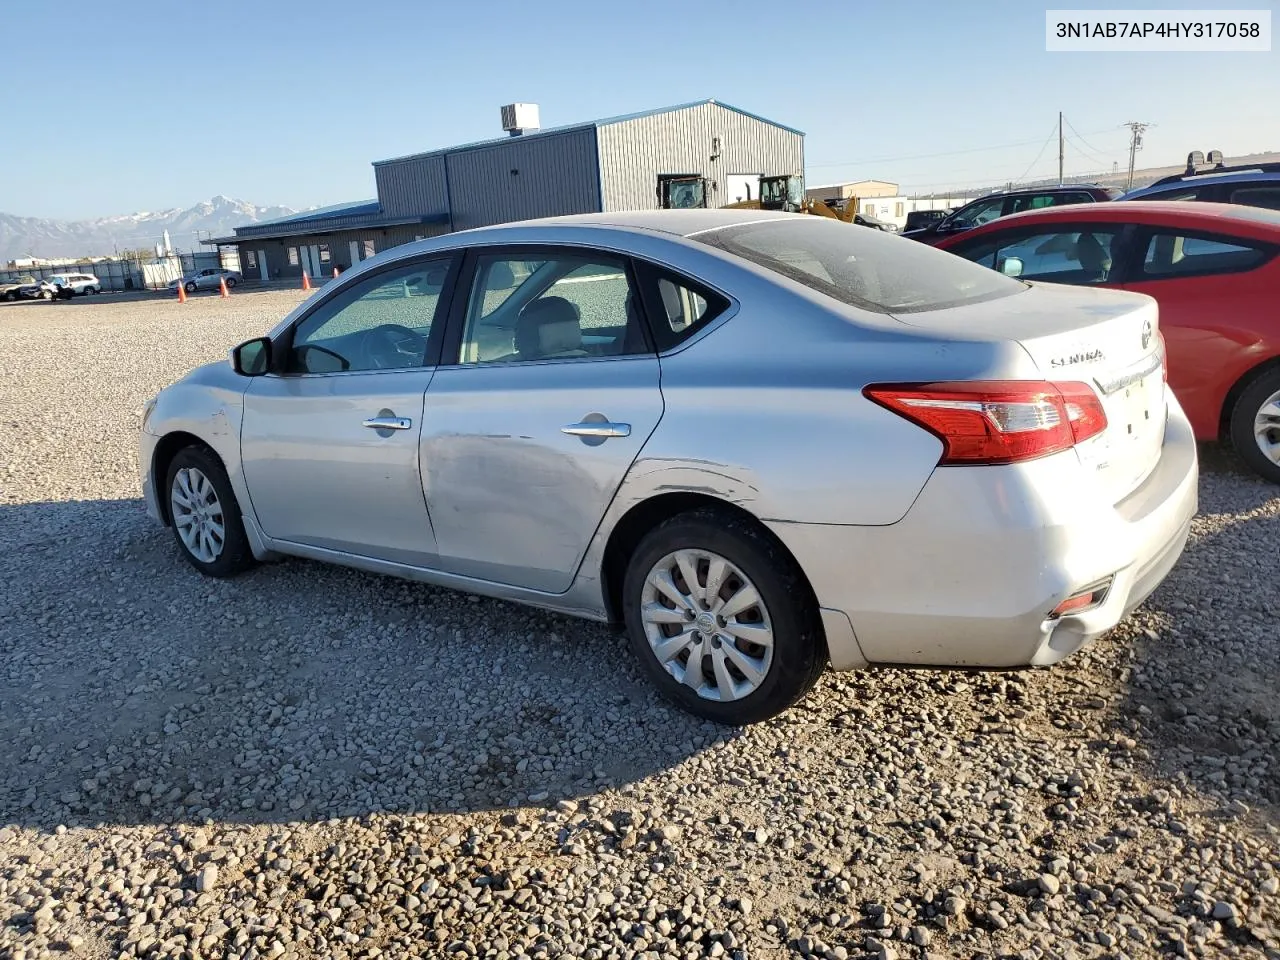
[362,416,412,431]
[561,420,631,439]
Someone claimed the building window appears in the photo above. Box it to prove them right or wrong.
[895,202,904,218]
[246,250,258,269]
[319,244,331,264]
[863,201,876,215]
[363,239,376,259]
[288,247,299,266]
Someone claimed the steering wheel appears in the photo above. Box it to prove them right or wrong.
[362,324,426,369]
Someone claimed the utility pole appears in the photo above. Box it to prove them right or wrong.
[1058,112,1064,185]
[1123,121,1153,190]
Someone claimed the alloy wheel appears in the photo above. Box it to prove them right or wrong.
[171,467,225,563]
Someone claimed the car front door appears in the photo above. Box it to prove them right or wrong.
[420,247,664,592]
[239,255,458,565]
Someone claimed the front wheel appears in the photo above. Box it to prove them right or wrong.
[1230,367,1280,485]
[165,446,257,577]
[184,281,198,293]
[621,508,826,725]
[225,277,237,288]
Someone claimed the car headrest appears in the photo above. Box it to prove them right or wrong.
[486,261,516,290]
[516,297,582,358]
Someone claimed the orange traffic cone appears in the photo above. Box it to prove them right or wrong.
[219,277,230,298]
[302,272,311,291]
[176,282,187,303]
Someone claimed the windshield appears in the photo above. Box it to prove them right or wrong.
[696,216,1024,313]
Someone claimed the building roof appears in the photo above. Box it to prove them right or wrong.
[208,207,449,245]
[373,98,804,167]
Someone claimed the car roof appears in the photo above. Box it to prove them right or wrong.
[966,184,1111,200]
[460,208,799,239]
[936,200,1280,242]
[1125,171,1280,197]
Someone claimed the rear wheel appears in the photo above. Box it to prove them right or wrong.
[1230,367,1280,485]
[40,289,52,301]
[621,508,826,725]
[3,291,14,301]
[165,446,257,577]
[185,281,198,294]
[225,277,237,288]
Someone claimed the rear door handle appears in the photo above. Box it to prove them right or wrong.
[362,416,412,430]
[561,421,631,438]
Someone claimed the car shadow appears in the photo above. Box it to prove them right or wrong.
[0,497,733,832]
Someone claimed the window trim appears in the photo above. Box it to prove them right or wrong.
[1129,225,1278,282]
[270,252,461,377]
[439,244,658,368]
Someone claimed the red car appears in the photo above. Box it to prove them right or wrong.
[937,202,1280,483]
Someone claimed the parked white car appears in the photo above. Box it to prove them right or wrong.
[168,268,242,294]
[47,273,102,295]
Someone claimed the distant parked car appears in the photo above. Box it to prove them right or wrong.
[46,272,102,295]
[1123,161,1280,211]
[0,275,37,301]
[852,212,897,232]
[903,209,951,232]
[168,268,242,294]
[936,201,1280,484]
[903,184,1124,245]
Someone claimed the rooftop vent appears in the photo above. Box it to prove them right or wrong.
[501,103,540,137]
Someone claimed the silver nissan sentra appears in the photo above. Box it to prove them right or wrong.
[139,210,1198,725]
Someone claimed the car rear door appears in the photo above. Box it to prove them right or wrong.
[420,246,664,593]
[239,255,459,565]
[1118,224,1278,433]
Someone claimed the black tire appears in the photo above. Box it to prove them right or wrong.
[164,445,257,577]
[3,291,14,301]
[225,277,237,288]
[1229,366,1280,485]
[621,507,826,725]
[185,281,198,294]
[40,289,52,301]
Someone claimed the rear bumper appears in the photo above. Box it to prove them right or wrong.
[768,394,1198,671]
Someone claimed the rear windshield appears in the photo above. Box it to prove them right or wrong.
[695,216,1023,313]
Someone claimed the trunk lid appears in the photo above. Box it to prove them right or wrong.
[893,283,1166,502]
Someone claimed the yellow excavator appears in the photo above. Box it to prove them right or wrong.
[658,173,858,221]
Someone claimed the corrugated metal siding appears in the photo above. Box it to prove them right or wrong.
[597,102,803,211]
[447,127,601,232]
[375,155,449,217]
[234,212,417,239]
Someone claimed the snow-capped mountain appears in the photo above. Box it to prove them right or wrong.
[0,196,299,262]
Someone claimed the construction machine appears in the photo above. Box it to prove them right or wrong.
[657,172,861,222]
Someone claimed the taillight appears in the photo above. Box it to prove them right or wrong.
[864,380,1108,465]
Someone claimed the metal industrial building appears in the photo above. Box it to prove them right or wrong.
[211,99,803,282]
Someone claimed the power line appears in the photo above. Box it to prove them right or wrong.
[1063,115,1116,158]
[807,128,1119,169]
[1011,121,1062,184]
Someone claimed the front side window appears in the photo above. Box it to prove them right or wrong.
[952,197,1005,228]
[698,216,1022,313]
[1139,232,1271,279]
[459,253,648,364]
[951,228,1120,284]
[287,258,452,374]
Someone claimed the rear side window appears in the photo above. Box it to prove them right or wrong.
[697,217,1022,313]
[1229,186,1280,211]
[634,263,731,351]
[1139,232,1273,279]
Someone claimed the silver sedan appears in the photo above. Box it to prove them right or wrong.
[139,210,1198,724]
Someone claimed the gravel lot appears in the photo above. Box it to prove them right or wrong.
[1,290,1277,960]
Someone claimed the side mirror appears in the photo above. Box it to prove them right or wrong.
[230,337,272,376]
[998,256,1024,277]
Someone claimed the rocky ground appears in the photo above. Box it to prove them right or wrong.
[0,291,1276,960]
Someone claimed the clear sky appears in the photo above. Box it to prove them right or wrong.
[1,0,1276,219]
